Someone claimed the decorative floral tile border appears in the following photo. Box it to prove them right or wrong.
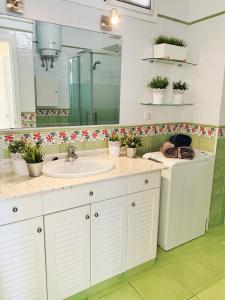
[36,108,71,117]
[218,127,225,139]
[0,123,217,146]
[21,112,36,128]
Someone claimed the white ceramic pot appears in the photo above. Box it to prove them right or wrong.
[27,162,43,177]
[108,141,121,158]
[11,153,29,176]
[126,148,137,158]
[152,89,165,104]
[154,44,187,61]
[173,90,185,104]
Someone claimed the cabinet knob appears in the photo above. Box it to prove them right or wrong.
[85,215,90,220]
[89,191,94,196]
[144,179,149,184]
[131,202,136,207]
[37,228,42,233]
[94,213,99,218]
[12,207,18,213]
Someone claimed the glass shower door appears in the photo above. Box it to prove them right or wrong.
[92,53,120,125]
[70,51,92,125]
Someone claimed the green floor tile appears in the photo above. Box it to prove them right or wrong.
[197,278,225,300]
[162,254,221,294]
[89,283,142,300]
[128,265,193,300]
[192,237,225,276]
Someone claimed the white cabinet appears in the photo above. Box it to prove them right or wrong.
[0,172,161,300]
[44,205,91,300]
[0,217,47,300]
[91,196,128,285]
[127,189,160,270]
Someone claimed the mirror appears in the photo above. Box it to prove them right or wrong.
[0,14,122,129]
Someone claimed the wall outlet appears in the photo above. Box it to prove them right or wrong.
[144,112,152,121]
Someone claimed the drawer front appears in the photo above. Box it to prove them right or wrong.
[43,178,128,214]
[0,194,43,226]
[88,177,127,203]
[128,172,161,194]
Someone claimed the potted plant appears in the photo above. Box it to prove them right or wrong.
[108,133,121,157]
[148,76,169,104]
[124,134,142,158]
[173,81,189,104]
[23,143,45,177]
[8,139,28,175]
[154,35,187,61]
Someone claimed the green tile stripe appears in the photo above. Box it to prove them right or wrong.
[158,10,225,25]
[158,14,189,25]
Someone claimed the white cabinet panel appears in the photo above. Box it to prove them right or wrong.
[91,196,128,285]
[0,194,43,226]
[127,189,160,270]
[45,206,91,300]
[128,172,161,194]
[0,217,47,300]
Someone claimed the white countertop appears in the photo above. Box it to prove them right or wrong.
[0,156,167,201]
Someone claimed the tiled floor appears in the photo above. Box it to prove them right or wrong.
[90,225,225,299]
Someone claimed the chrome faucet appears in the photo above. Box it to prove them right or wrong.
[67,144,78,162]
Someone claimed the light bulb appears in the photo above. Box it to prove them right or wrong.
[111,8,120,26]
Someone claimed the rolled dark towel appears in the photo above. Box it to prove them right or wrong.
[169,134,192,147]
[160,142,178,158]
[178,146,195,160]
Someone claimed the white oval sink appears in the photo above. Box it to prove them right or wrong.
[43,157,115,178]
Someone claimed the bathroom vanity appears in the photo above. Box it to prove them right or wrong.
[0,157,165,300]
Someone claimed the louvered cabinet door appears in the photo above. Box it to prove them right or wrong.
[44,206,91,300]
[91,196,128,285]
[127,189,160,270]
[0,217,47,300]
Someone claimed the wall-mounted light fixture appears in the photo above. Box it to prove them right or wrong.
[101,8,120,31]
[6,0,23,14]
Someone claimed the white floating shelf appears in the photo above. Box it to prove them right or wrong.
[140,103,194,106]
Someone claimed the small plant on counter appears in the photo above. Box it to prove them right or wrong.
[8,139,28,176]
[173,81,189,91]
[154,35,188,61]
[23,143,45,177]
[173,81,189,104]
[8,139,27,154]
[108,132,121,158]
[155,35,187,47]
[148,76,169,105]
[124,134,142,158]
[108,132,121,142]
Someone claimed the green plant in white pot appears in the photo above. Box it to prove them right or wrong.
[23,143,45,177]
[173,81,189,104]
[124,134,142,158]
[148,76,169,104]
[108,133,121,157]
[8,139,28,175]
[154,35,187,61]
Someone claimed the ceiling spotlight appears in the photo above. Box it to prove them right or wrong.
[111,8,120,26]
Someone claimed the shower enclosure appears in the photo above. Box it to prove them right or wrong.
[70,50,121,126]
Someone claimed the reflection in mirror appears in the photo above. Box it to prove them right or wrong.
[0,14,122,129]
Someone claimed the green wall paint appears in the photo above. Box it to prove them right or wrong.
[209,138,225,228]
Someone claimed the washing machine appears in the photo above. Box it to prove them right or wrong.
[143,150,215,251]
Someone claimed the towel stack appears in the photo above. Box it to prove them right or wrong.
[160,134,195,160]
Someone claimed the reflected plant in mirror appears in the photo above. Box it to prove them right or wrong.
[0,14,122,130]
